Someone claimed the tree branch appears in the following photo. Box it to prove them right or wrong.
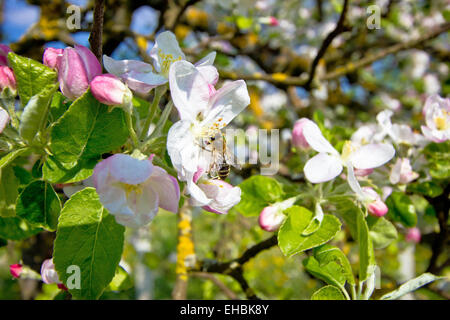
[305,0,350,88]
[323,22,450,81]
[190,235,278,300]
[190,272,240,300]
[88,0,105,63]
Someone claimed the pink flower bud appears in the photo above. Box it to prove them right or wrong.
[362,187,388,217]
[367,199,388,217]
[58,45,102,100]
[10,264,23,279]
[90,74,131,106]
[269,16,279,26]
[292,118,311,149]
[0,106,10,133]
[57,283,68,291]
[354,168,373,177]
[259,205,286,232]
[43,47,64,70]
[0,44,12,66]
[0,65,16,91]
[406,227,421,243]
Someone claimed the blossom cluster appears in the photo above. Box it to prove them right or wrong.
[24,31,249,228]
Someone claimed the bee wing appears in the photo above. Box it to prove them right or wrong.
[224,148,242,170]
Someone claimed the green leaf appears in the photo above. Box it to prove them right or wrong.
[407,181,443,198]
[313,244,355,285]
[16,180,61,231]
[357,208,376,282]
[367,216,398,249]
[0,216,42,240]
[235,175,285,217]
[0,165,20,217]
[53,188,125,300]
[311,285,346,300]
[48,91,71,124]
[380,273,443,300]
[108,266,133,291]
[49,90,129,164]
[423,141,450,179]
[7,52,57,106]
[19,84,58,143]
[278,206,341,257]
[0,148,29,170]
[386,191,417,227]
[304,257,346,288]
[42,155,99,184]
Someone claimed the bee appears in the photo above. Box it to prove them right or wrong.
[200,133,240,180]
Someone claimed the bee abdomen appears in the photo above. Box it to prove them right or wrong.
[218,164,230,180]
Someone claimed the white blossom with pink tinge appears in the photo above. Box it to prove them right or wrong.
[190,172,241,214]
[302,119,395,185]
[103,31,217,94]
[93,154,180,228]
[421,94,450,143]
[390,158,419,185]
[40,259,61,284]
[166,60,249,205]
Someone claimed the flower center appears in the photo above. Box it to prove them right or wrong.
[341,140,357,162]
[434,111,448,131]
[122,183,143,197]
[158,49,182,76]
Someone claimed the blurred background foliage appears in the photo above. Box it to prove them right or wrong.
[0,0,449,300]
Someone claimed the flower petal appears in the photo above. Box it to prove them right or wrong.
[187,178,212,207]
[126,70,168,86]
[147,166,180,213]
[167,120,199,178]
[0,107,10,133]
[150,31,185,74]
[346,163,367,200]
[350,143,395,169]
[304,153,343,183]
[201,80,250,128]
[194,52,216,67]
[108,154,153,185]
[168,60,211,122]
[302,120,339,155]
[197,65,219,86]
[103,55,153,76]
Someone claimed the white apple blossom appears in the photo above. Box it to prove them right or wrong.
[421,94,450,143]
[40,259,61,285]
[189,170,241,214]
[352,110,425,146]
[93,154,180,228]
[167,60,250,205]
[389,158,419,185]
[302,119,395,189]
[103,31,217,94]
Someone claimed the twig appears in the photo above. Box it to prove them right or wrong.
[190,272,240,300]
[305,0,350,88]
[190,235,278,300]
[169,0,202,31]
[218,22,450,89]
[88,0,105,63]
[323,22,450,81]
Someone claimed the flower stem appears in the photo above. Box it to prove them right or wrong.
[139,86,166,141]
[125,110,139,148]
